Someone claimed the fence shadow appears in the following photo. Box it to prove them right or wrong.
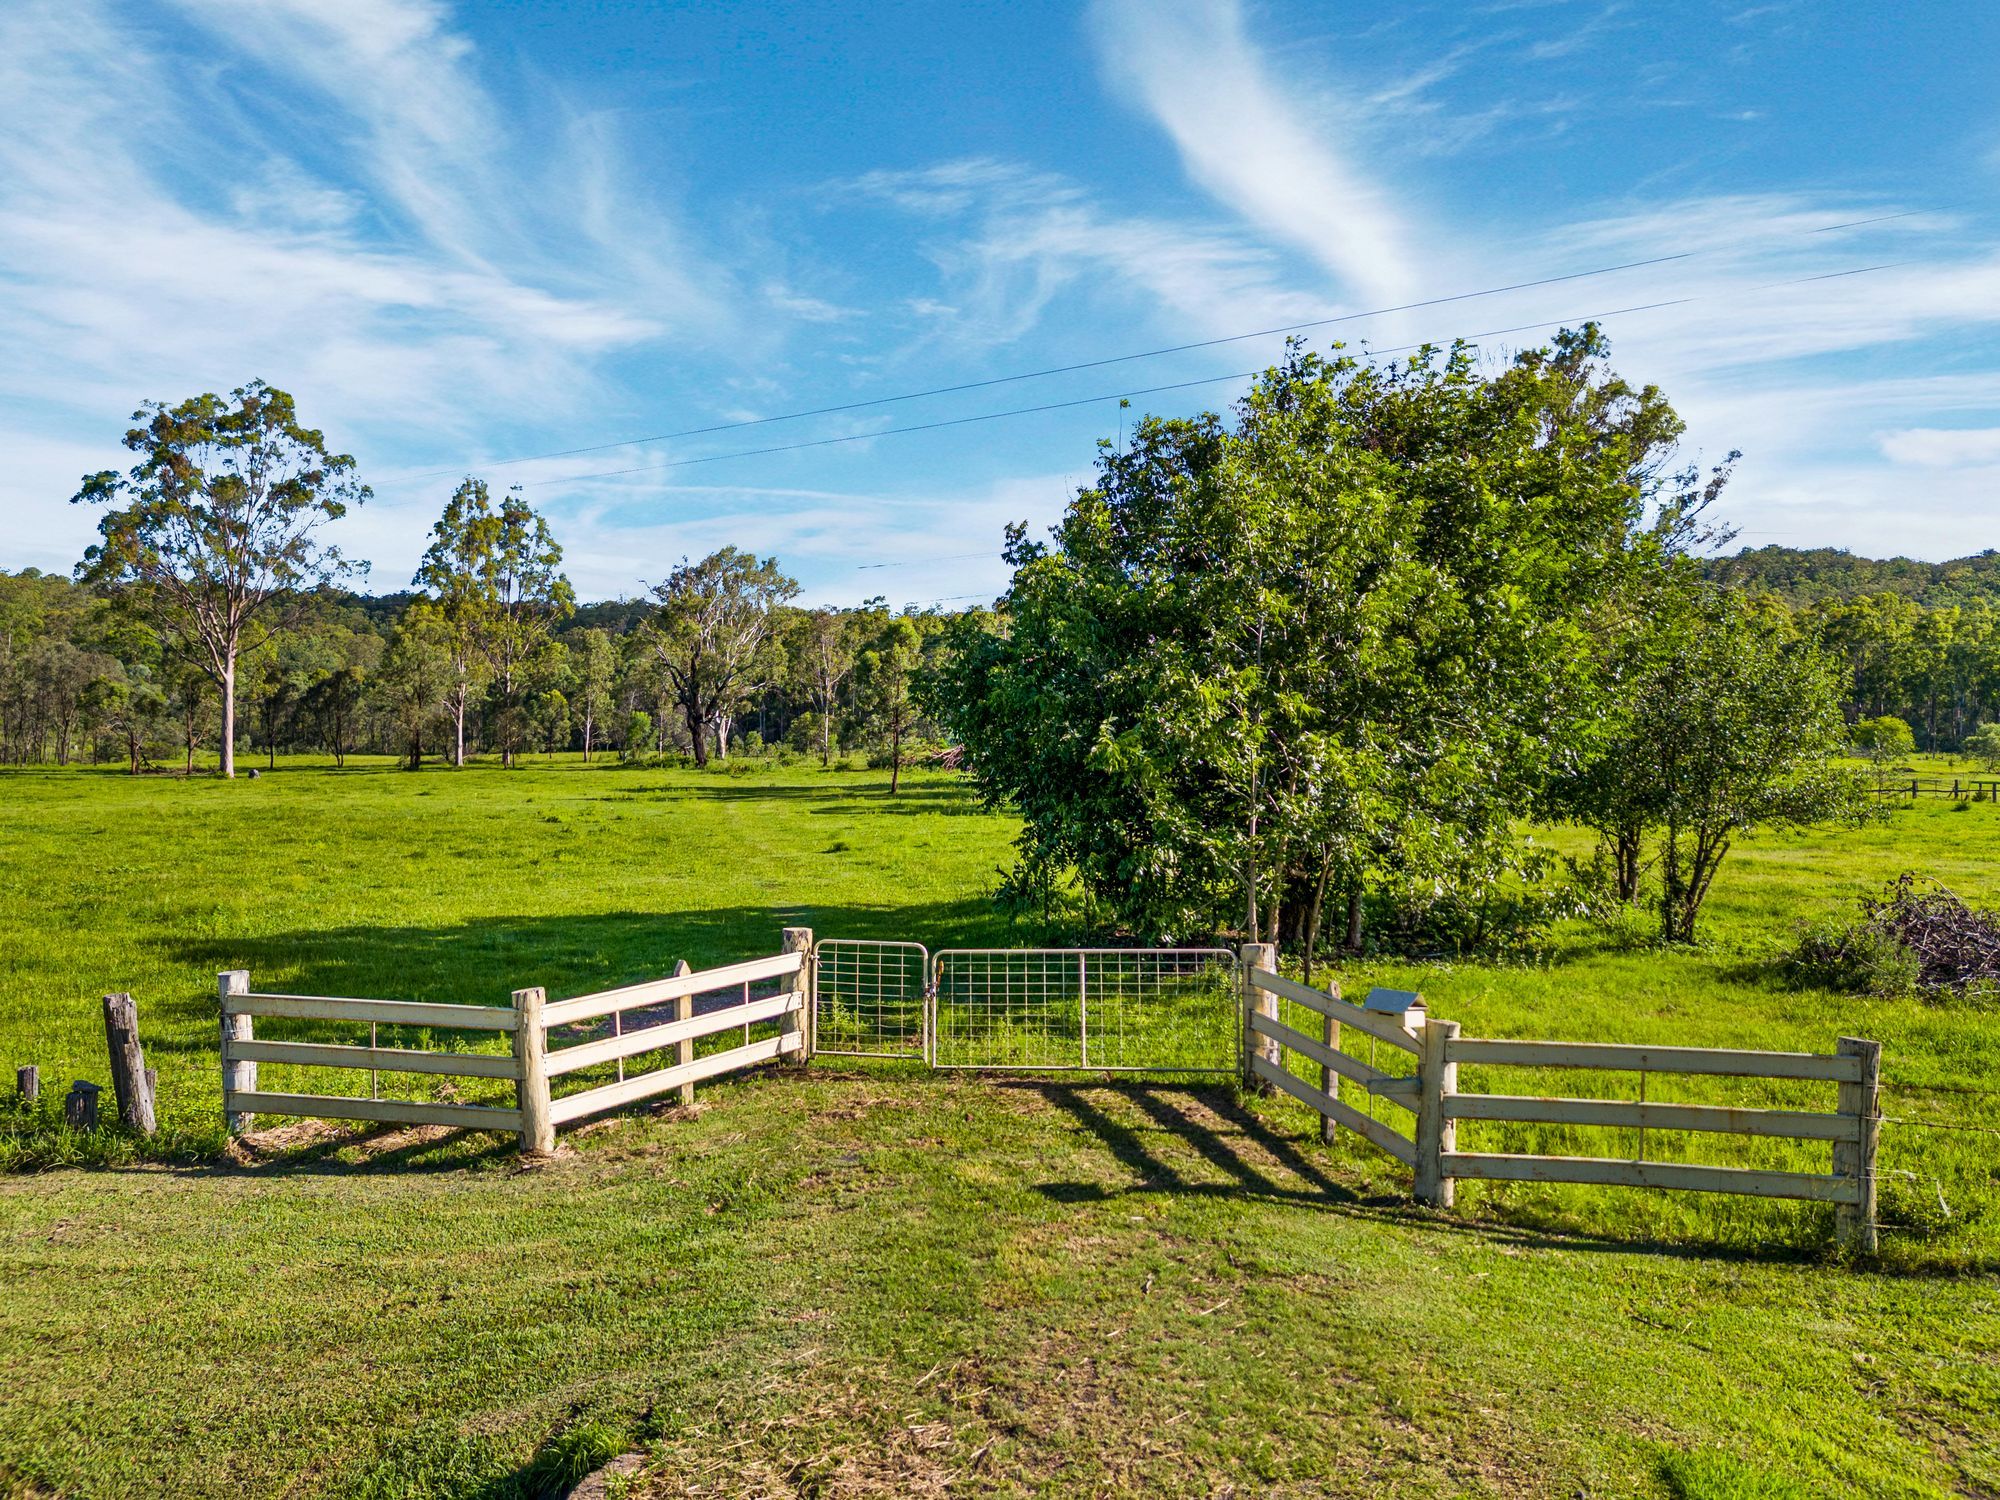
[156,898,1019,1022]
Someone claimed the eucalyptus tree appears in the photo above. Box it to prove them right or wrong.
[796,607,858,766]
[570,627,616,761]
[643,548,798,766]
[72,381,368,777]
[858,615,924,792]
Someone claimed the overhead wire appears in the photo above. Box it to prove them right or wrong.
[407,206,1951,481]
[511,258,1903,491]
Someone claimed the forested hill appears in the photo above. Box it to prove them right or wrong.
[1704,546,2000,605]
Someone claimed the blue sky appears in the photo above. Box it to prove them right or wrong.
[3,0,1998,604]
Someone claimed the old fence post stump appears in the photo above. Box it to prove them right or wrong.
[15,1066,37,1105]
[1835,1036,1882,1255]
[1415,1017,1460,1208]
[513,986,554,1154]
[781,927,813,1063]
[102,993,157,1135]
[218,970,256,1135]
[64,1080,101,1131]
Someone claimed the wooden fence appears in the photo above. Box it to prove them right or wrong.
[1242,951,1882,1253]
[218,928,812,1152]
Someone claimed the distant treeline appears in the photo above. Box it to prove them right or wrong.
[1701,546,2000,749]
[0,565,977,773]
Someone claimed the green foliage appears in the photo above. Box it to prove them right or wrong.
[70,380,368,777]
[642,548,798,767]
[1852,714,1916,763]
[933,328,1711,949]
[1783,918,1922,999]
[1966,719,2000,769]
[1559,581,1867,943]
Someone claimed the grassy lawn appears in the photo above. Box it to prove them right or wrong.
[1,757,1997,1497]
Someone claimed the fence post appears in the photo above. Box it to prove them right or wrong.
[513,986,554,1154]
[1320,981,1341,1145]
[218,970,254,1135]
[101,993,156,1135]
[1240,942,1278,1093]
[1834,1035,1881,1255]
[671,959,696,1105]
[782,927,813,1063]
[16,1065,38,1105]
[1414,1017,1460,1208]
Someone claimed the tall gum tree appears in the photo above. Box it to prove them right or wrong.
[72,381,367,778]
[644,548,798,767]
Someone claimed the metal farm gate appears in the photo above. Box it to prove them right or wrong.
[811,940,1239,1075]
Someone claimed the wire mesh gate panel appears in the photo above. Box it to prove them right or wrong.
[929,948,1239,1074]
[811,940,930,1059]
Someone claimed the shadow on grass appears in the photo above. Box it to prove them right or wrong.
[1007,1077,1926,1271]
[154,899,1023,1019]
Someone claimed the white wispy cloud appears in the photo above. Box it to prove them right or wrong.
[845,159,1334,349]
[0,0,746,577]
[1087,0,1418,307]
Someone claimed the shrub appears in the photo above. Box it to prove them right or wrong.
[1783,918,1920,999]
[1783,874,2000,1000]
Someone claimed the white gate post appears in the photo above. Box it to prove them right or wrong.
[1240,942,1278,1093]
[512,986,554,1154]
[218,970,254,1135]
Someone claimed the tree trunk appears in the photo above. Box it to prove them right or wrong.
[453,696,466,768]
[1344,883,1364,953]
[220,655,236,778]
[889,716,903,794]
[686,699,709,767]
[582,711,594,764]
[1301,858,1331,986]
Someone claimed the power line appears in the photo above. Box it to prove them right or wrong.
[514,297,1691,487]
[408,207,1950,482]
[515,259,1904,491]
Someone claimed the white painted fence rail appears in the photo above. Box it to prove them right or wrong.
[1238,953,1883,1253]
[217,928,813,1153]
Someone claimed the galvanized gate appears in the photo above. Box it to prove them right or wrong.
[812,940,1239,1075]
[811,939,930,1060]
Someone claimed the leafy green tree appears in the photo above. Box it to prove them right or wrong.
[413,478,500,766]
[1852,714,1916,783]
[72,381,368,777]
[570,628,616,762]
[1967,720,2000,770]
[375,606,452,769]
[643,548,798,767]
[794,608,858,767]
[858,616,924,793]
[620,710,652,762]
[931,329,1688,948]
[1560,583,1865,941]
[485,490,573,768]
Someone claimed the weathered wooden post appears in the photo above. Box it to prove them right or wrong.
[64,1080,101,1131]
[101,992,157,1134]
[512,986,554,1154]
[1414,1017,1460,1208]
[672,959,695,1105]
[218,970,255,1135]
[781,927,813,1063]
[15,1066,37,1105]
[1835,1035,1882,1255]
[1239,942,1279,1093]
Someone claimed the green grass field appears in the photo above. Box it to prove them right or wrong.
[1,757,1997,1498]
